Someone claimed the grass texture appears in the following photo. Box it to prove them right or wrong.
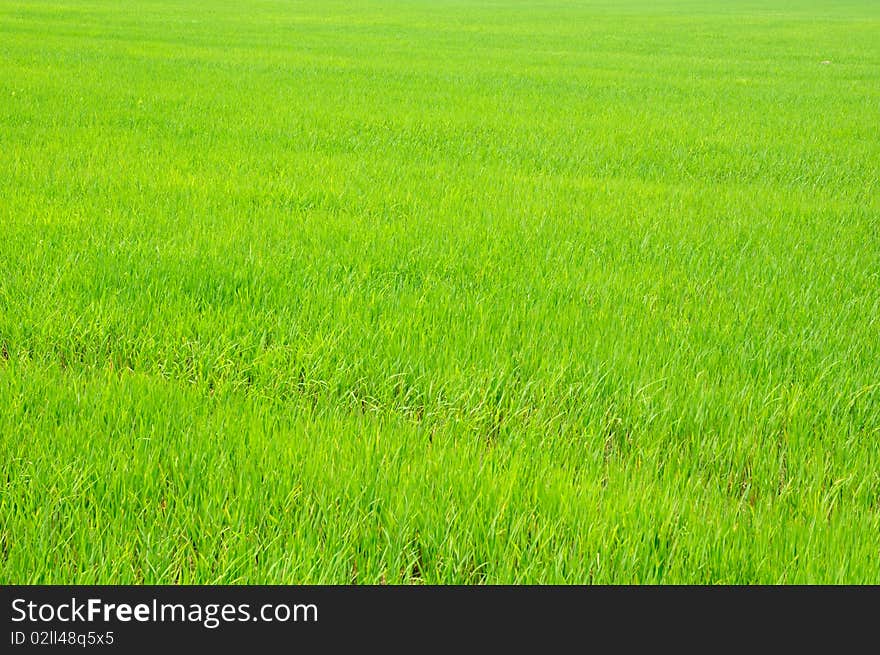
[1,0,879,583]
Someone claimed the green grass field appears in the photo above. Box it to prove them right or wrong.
[1,0,878,584]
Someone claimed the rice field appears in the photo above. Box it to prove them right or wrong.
[1,0,879,583]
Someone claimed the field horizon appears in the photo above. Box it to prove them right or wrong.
[1,0,878,583]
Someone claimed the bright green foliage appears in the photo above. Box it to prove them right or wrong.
[1,0,878,583]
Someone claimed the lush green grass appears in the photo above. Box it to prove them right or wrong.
[1,0,878,584]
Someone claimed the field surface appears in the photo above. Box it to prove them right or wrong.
[1,0,879,583]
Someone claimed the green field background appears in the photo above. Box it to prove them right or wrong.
[1,0,878,583]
